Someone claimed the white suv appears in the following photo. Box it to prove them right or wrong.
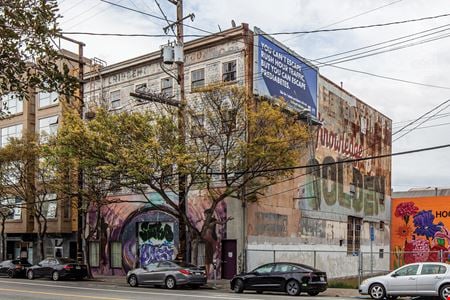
[359,262,450,300]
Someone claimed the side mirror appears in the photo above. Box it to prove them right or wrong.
[391,273,398,277]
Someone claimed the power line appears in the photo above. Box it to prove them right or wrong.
[315,23,450,61]
[208,143,450,175]
[283,0,403,42]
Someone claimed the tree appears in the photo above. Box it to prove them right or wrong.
[0,134,60,261]
[0,0,77,117]
[47,130,123,278]
[58,85,309,270]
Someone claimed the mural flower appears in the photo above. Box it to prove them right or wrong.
[395,202,419,225]
[397,224,413,239]
[404,239,430,263]
[428,244,449,262]
[413,210,444,239]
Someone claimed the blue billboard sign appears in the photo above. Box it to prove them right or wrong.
[253,27,318,117]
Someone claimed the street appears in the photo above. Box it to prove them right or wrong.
[0,278,363,300]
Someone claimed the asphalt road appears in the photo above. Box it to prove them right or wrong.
[0,278,365,300]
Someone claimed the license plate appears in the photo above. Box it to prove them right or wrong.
[76,266,81,270]
[320,276,325,282]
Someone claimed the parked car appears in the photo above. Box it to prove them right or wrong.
[127,260,207,289]
[359,262,450,300]
[26,257,87,281]
[0,259,32,278]
[230,262,327,296]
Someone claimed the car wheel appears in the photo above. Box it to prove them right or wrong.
[7,270,14,278]
[27,270,34,280]
[52,271,60,281]
[369,283,386,300]
[165,276,176,289]
[440,284,450,300]
[307,291,320,296]
[128,275,138,287]
[285,280,301,296]
[233,279,244,293]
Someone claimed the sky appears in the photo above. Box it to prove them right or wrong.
[56,0,450,192]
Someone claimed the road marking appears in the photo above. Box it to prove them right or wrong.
[0,280,263,300]
[0,287,127,300]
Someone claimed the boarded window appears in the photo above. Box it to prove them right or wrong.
[110,90,121,109]
[89,242,100,267]
[347,216,362,255]
[161,78,173,97]
[110,242,122,268]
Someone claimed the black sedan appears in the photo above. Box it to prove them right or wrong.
[26,258,87,281]
[230,262,327,296]
[0,259,32,278]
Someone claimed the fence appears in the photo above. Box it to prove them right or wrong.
[246,249,450,284]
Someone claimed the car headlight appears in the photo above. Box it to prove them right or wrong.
[361,279,369,286]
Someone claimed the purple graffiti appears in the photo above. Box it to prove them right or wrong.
[140,242,175,266]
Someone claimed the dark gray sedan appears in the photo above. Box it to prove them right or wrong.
[127,260,207,289]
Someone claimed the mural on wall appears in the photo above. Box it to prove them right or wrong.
[88,191,226,278]
[299,78,392,220]
[187,190,227,277]
[391,197,450,268]
[138,222,175,266]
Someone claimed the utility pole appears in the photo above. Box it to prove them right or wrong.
[131,0,192,261]
[59,35,86,264]
[175,0,188,262]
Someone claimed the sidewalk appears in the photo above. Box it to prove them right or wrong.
[91,276,360,297]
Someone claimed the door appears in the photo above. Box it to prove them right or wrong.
[221,240,237,279]
[35,260,48,277]
[416,264,447,295]
[271,263,292,290]
[69,242,77,260]
[388,264,419,294]
[0,261,9,275]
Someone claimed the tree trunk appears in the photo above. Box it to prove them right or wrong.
[83,235,93,279]
[191,237,199,266]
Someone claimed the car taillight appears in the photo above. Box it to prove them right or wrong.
[179,269,191,275]
[64,265,74,270]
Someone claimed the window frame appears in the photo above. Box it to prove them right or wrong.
[110,90,121,109]
[161,78,173,97]
[191,68,205,90]
[222,60,237,82]
[1,124,23,147]
[347,216,362,255]
[38,91,59,108]
[1,93,23,115]
[89,241,100,267]
[38,115,59,142]
[110,241,122,269]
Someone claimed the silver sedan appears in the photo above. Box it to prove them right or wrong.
[127,260,207,289]
[359,262,450,300]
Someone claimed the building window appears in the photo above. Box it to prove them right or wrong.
[379,221,385,231]
[347,216,362,255]
[89,242,100,267]
[110,90,121,109]
[135,83,147,93]
[110,242,122,268]
[379,249,384,259]
[1,94,23,115]
[191,68,205,90]
[1,124,23,147]
[161,78,173,97]
[222,60,236,82]
[42,194,57,219]
[191,114,205,137]
[0,197,22,220]
[38,91,59,108]
[39,116,58,142]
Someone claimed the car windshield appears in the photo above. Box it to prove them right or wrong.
[57,258,77,264]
